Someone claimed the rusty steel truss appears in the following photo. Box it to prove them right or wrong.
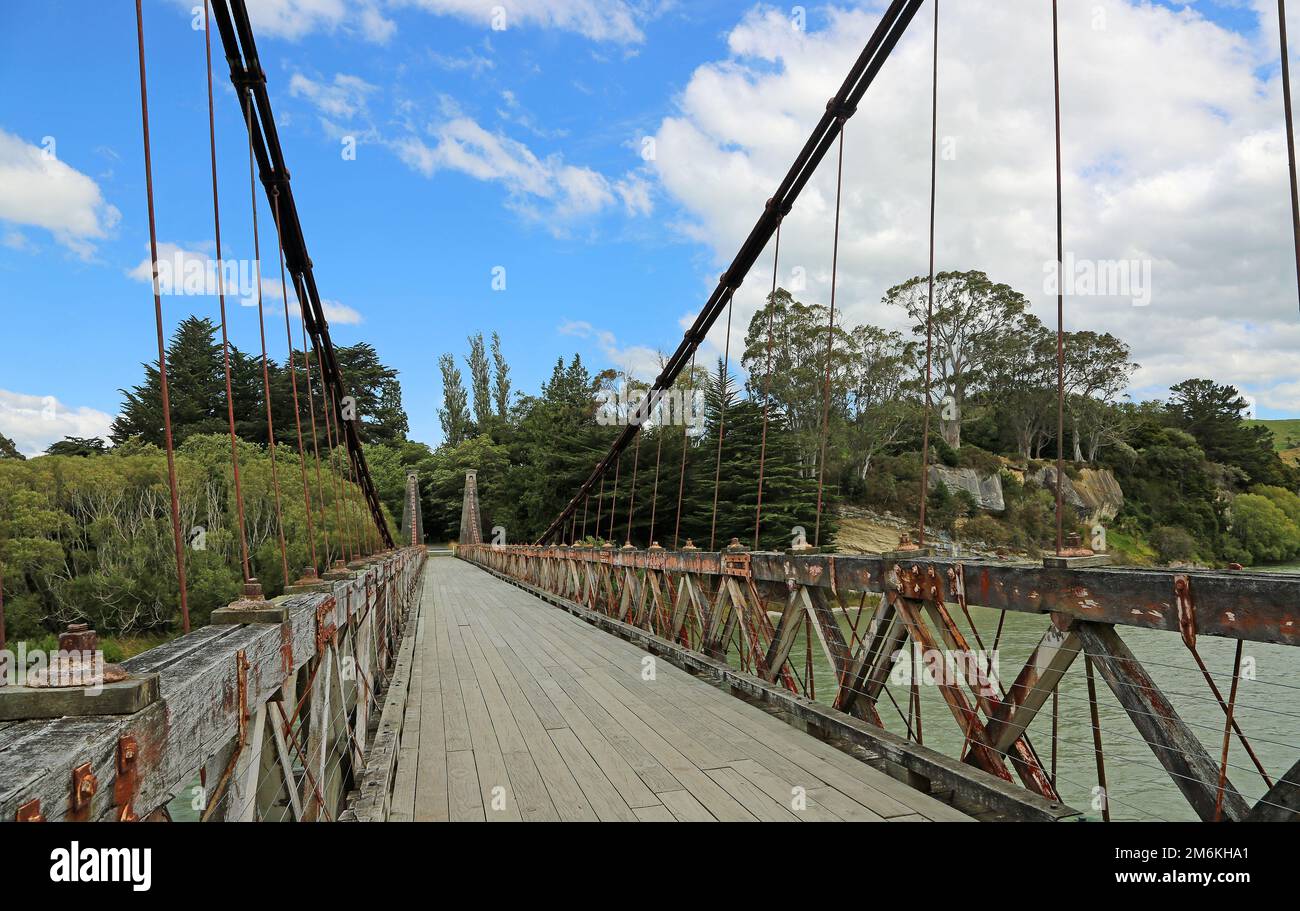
[457,542,1300,821]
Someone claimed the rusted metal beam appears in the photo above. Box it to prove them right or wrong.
[467,546,1300,646]
[1077,622,1252,822]
[1246,758,1300,821]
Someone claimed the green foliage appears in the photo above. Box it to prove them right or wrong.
[1225,493,1300,565]
[1150,526,1198,564]
[45,437,108,457]
[0,438,395,638]
[112,316,408,449]
[1246,418,1300,452]
[0,432,24,460]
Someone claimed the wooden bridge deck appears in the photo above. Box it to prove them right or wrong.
[388,557,973,822]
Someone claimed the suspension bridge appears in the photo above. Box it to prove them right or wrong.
[3,0,1300,823]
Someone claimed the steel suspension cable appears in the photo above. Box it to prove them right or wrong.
[204,0,252,583]
[322,383,352,563]
[272,189,318,574]
[626,430,641,546]
[1052,0,1067,556]
[708,292,736,551]
[535,0,924,545]
[754,221,782,550]
[649,426,664,545]
[1280,0,1300,313]
[813,125,847,548]
[243,91,289,587]
[299,296,332,567]
[595,475,605,544]
[673,351,697,549]
[607,445,622,543]
[917,0,939,547]
[134,0,191,633]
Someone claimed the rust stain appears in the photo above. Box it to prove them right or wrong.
[280,621,294,677]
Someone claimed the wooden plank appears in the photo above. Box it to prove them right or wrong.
[447,750,484,822]
[445,622,522,822]
[476,599,663,809]
[633,803,677,822]
[705,765,801,822]
[658,789,715,822]
[413,583,449,822]
[727,758,850,822]
[548,727,638,822]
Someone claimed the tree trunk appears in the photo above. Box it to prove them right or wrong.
[1072,415,1084,463]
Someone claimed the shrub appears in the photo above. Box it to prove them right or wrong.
[959,515,1012,546]
[1228,494,1300,565]
[1151,525,1197,564]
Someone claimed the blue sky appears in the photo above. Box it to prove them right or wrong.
[1,0,1298,456]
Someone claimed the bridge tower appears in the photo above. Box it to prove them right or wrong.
[400,469,424,547]
[459,469,483,545]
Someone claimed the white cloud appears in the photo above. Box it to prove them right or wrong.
[645,0,1300,413]
[559,320,663,379]
[220,0,394,43]
[396,0,647,44]
[0,129,120,258]
[289,72,377,120]
[0,390,114,458]
[260,276,365,326]
[127,244,363,325]
[393,116,646,227]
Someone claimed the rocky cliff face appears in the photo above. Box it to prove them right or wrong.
[1025,466,1124,523]
[928,465,1005,512]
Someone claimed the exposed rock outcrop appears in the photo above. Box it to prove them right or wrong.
[928,465,1005,512]
[1025,466,1124,523]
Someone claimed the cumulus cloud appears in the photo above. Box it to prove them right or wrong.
[645,1,1300,413]
[0,390,115,458]
[0,129,120,258]
[289,72,378,120]
[127,244,363,325]
[560,320,664,379]
[393,116,647,227]
[395,0,647,44]
[207,0,395,44]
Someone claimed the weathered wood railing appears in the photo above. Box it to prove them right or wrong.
[459,543,1300,822]
[0,546,426,822]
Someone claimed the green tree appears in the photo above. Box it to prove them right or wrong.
[0,432,24,460]
[885,270,1029,449]
[438,353,471,446]
[1226,493,1300,564]
[491,331,512,418]
[1166,379,1290,487]
[45,437,108,457]
[466,333,492,428]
